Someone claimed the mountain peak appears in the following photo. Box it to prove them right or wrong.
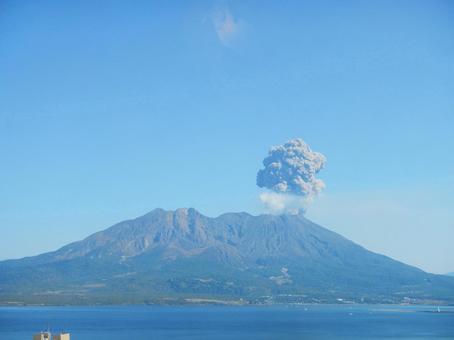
[143,207,202,218]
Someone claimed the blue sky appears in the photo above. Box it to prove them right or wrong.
[1,0,453,273]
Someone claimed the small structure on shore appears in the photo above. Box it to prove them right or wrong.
[33,332,70,340]
[33,333,51,340]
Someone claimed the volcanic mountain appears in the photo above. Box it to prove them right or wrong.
[1,208,453,305]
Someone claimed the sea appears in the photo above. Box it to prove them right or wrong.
[0,304,453,339]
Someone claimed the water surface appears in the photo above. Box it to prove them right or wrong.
[1,304,453,339]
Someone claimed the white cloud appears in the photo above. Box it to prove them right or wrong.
[259,192,311,215]
[212,7,240,46]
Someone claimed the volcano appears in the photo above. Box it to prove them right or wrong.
[1,208,453,305]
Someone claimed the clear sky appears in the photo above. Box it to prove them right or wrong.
[1,0,453,274]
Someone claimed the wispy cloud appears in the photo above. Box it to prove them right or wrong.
[212,7,240,46]
[306,185,454,274]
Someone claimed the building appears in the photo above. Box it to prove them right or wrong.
[33,332,51,340]
[33,332,70,340]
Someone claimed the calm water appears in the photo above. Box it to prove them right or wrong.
[1,305,453,339]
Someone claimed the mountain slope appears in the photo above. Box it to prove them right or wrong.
[1,208,453,305]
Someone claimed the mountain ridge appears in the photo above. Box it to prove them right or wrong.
[1,208,453,305]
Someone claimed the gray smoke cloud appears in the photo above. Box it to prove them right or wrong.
[257,138,327,214]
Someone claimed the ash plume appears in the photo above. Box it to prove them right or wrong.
[257,138,327,214]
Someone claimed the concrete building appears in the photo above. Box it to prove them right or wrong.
[33,332,70,340]
[33,332,51,340]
